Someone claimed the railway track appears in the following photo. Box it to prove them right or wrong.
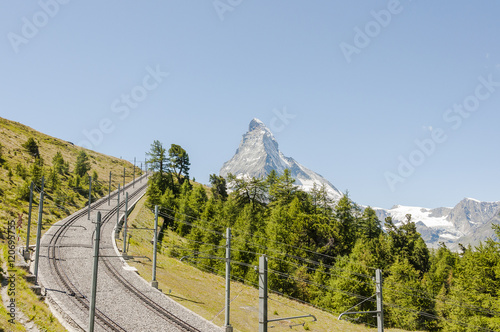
[42,175,205,331]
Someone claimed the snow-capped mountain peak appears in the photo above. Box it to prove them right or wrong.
[373,198,500,249]
[220,118,342,199]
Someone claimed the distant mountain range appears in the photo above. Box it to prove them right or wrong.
[220,118,500,250]
[373,198,500,249]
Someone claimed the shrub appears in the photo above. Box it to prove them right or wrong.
[16,181,31,201]
[22,137,40,158]
[15,163,27,179]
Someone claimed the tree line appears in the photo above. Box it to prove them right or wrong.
[146,140,500,332]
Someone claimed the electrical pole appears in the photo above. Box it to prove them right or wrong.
[151,205,159,289]
[133,157,136,187]
[116,184,120,231]
[33,177,45,285]
[88,175,92,220]
[225,228,233,331]
[88,212,101,332]
[108,171,111,205]
[376,269,384,332]
[24,181,34,260]
[259,255,268,332]
[122,167,125,193]
[122,192,128,257]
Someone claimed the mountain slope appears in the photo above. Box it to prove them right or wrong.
[0,116,138,239]
[220,118,342,199]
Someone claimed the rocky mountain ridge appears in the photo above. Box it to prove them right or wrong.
[220,118,342,200]
[373,198,500,249]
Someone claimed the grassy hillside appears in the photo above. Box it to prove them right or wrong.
[0,116,140,331]
[0,116,140,240]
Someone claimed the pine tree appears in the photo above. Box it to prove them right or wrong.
[30,157,44,187]
[227,173,267,210]
[359,206,382,239]
[439,234,500,331]
[52,151,65,174]
[147,140,167,175]
[310,183,333,215]
[209,174,228,201]
[146,176,162,208]
[74,150,90,177]
[333,194,359,256]
[384,214,430,273]
[384,258,433,330]
[174,181,195,237]
[48,167,60,190]
[268,169,298,206]
[168,144,190,185]
[22,137,40,159]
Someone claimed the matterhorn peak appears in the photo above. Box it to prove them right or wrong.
[249,118,266,131]
[220,118,342,200]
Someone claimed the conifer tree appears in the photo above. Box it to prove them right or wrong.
[227,173,267,210]
[359,206,382,239]
[48,166,60,190]
[22,137,40,159]
[52,151,65,174]
[74,150,90,177]
[333,194,359,256]
[384,258,433,330]
[147,140,167,174]
[168,144,190,185]
[209,174,228,201]
[30,157,44,187]
[268,169,298,206]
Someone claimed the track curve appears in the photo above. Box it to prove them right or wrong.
[38,175,221,332]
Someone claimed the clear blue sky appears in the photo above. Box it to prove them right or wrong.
[1,1,499,209]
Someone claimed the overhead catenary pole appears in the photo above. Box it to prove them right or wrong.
[337,269,383,330]
[225,228,233,331]
[88,212,102,332]
[108,171,111,205]
[116,184,120,231]
[376,269,384,332]
[88,175,92,220]
[133,157,136,187]
[122,192,129,257]
[33,177,45,285]
[259,255,268,332]
[24,181,34,260]
[151,205,159,289]
[122,167,125,193]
